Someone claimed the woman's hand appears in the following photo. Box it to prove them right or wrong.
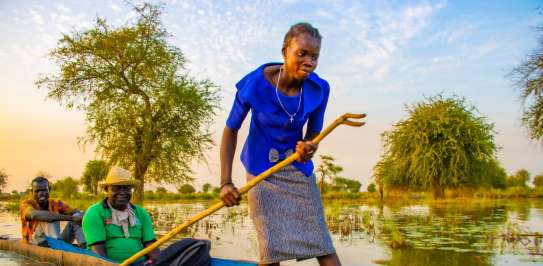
[296,140,318,163]
[220,183,241,207]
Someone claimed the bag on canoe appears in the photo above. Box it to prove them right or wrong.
[154,238,211,266]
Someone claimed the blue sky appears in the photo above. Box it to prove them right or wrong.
[1,0,542,191]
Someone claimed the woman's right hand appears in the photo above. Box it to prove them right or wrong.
[220,183,241,207]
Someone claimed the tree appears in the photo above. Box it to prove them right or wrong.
[533,173,543,187]
[155,187,167,194]
[81,160,108,194]
[35,170,52,179]
[331,177,361,193]
[315,155,343,192]
[367,183,377,193]
[202,183,212,193]
[36,3,219,202]
[178,184,195,194]
[375,95,497,199]
[0,169,7,194]
[51,177,79,199]
[509,27,543,142]
[507,169,530,188]
[468,159,507,189]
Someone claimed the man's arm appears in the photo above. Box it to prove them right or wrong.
[25,210,79,223]
[143,240,160,260]
[90,244,108,258]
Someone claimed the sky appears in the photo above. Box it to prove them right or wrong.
[1,0,542,192]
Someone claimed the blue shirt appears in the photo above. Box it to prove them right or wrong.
[226,62,330,177]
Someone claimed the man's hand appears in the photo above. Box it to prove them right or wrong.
[296,140,318,162]
[220,183,241,207]
[71,215,83,224]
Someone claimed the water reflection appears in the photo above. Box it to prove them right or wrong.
[0,200,542,265]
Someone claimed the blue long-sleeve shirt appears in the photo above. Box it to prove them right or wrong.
[226,62,330,177]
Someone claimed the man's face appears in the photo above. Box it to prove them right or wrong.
[106,185,132,210]
[32,181,49,207]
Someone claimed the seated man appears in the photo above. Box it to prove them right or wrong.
[20,176,86,248]
[82,166,160,264]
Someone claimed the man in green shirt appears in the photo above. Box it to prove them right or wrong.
[82,166,160,264]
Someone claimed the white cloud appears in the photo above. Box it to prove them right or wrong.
[56,3,70,13]
[110,3,121,12]
[29,9,44,25]
[320,1,446,93]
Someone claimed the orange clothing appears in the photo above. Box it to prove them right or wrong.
[20,198,73,243]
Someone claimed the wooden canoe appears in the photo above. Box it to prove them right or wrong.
[0,239,256,266]
[0,239,115,265]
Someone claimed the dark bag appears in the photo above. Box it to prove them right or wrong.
[153,238,211,266]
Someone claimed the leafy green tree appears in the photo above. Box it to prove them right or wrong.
[36,3,219,202]
[510,28,543,142]
[155,187,167,194]
[375,95,497,199]
[533,173,543,187]
[178,184,195,194]
[0,169,7,194]
[507,169,530,188]
[367,183,377,193]
[331,177,361,193]
[81,160,108,194]
[202,183,212,193]
[315,155,343,192]
[468,159,507,189]
[35,170,52,179]
[51,177,79,199]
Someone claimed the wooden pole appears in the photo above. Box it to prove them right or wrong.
[120,113,366,266]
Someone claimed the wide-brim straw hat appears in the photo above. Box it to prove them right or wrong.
[98,166,140,188]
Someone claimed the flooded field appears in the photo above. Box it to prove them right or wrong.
[1,199,543,265]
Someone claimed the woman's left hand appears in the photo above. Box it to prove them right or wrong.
[296,140,318,163]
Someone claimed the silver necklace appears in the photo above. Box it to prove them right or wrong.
[275,67,303,123]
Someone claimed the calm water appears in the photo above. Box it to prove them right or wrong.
[1,200,543,265]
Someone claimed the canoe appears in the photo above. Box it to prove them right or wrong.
[0,239,256,266]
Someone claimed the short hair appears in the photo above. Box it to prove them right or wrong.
[282,22,322,49]
[31,176,49,189]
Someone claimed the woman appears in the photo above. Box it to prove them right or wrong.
[220,23,340,266]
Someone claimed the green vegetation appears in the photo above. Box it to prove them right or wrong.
[534,173,543,187]
[332,177,361,193]
[81,160,108,194]
[35,3,219,202]
[510,28,543,142]
[316,155,343,192]
[367,183,377,193]
[374,95,499,199]
[506,169,530,188]
[202,183,212,193]
[177,184,195,194]
[0,169,7,193]
[50,177,79,199]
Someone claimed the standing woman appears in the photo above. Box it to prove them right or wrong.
[219,23,340,266]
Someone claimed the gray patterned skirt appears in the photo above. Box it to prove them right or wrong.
[247,165,336,264]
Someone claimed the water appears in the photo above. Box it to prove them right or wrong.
[1,200,543,265]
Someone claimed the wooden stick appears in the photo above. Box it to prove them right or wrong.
[120,113,366,266]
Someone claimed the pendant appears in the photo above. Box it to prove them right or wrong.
[268,148,279,163]
[289,116,294,123]
[285,149,294,157]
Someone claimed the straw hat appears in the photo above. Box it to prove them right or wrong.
[98,166,140,188]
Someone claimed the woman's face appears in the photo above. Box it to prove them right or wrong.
[282,33,321,81]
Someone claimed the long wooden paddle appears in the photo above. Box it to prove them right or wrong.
[120,113,366,266]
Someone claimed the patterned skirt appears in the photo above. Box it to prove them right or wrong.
[247,165,336,264]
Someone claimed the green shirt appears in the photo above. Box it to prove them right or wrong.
[82,199,156,263]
